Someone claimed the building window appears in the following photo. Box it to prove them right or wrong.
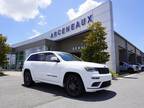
[72,47,75,51]
[73,45,85,51]
[78,46,80,50]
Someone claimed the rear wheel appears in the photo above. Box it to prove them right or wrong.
[24,71,34,87]
[64,74,85,97]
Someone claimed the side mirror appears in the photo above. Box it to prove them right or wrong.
[50,57,60,62]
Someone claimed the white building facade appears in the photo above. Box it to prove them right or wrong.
[10,1,144,72]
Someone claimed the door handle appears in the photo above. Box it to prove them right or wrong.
[46,74,57,78]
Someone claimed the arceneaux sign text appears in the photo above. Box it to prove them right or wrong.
[50,14,93,38]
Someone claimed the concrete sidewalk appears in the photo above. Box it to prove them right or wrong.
[3,71,22,76]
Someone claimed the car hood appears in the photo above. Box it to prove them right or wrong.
[65,61,107,68]
[130,64,138,67]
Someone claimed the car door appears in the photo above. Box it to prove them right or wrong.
[41,53,62,84]
[30,53,46,80]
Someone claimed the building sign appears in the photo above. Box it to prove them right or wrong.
[50,14,93,38]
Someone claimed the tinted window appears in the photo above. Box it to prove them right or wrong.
[27,53,45,61]
[45,53,58,62]
[39,53,45,61]
[27,53,58,62]
[27,54,39,61]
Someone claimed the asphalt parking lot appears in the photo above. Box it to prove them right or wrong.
[0,71,144,108]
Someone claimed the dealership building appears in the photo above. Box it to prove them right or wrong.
[8,1,144,72]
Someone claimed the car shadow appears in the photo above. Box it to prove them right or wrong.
[22,83,116,102]
[77,90,116,102]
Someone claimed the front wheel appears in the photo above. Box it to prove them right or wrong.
[23,71,34,87]
[64,74,85,97]
[127,68,134,73]
[142,67,144,71]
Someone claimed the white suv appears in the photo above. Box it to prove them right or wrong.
[23,51,112,97]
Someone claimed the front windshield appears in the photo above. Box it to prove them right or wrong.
[58,52,82,61]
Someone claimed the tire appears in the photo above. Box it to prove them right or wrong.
[64,74,85,97]
[127,68,134,73]
[23,71,34,87]
[142,67,144,71]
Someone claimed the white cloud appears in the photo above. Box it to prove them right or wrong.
[28,29,41,39]
[67,0,102,20]
[38,15,47,26]
[0,0,52,22]
[37,0,52,8]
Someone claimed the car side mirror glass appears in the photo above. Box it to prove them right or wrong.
[50,57,60,62]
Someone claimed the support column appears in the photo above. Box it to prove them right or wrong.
[125,41,129,63]
[135,48,137,64]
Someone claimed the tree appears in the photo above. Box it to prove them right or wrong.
[0,34,11,70]
[81,22,109,63]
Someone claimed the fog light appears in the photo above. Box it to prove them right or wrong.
[92,82,101,87]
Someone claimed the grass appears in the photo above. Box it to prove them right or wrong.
[110,70,119,79]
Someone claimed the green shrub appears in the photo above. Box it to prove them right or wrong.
[0,72,5,76]
[110,70,119,78]
[81,22,109,64]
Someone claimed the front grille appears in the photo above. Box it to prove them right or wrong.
[97,68,109,74]
[100,81,111,88]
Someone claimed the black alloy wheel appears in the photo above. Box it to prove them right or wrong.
[142,67,144,71]
[64,74,85,97]
[24,71,34,87]
[128,68,134,73]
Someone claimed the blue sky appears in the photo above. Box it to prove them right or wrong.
[0,0,144,52]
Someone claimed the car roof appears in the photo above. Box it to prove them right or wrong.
[29,51,67,55]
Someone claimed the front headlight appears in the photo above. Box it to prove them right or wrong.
[84,67,98,72]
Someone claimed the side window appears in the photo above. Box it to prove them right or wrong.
[27,53,58,62]
[27,53,45,61]
[45,53,57,62]
[27,54,40,61]
[38,53,45,61]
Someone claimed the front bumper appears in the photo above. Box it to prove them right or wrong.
[82,73,112,92]
[134,67,139,72]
